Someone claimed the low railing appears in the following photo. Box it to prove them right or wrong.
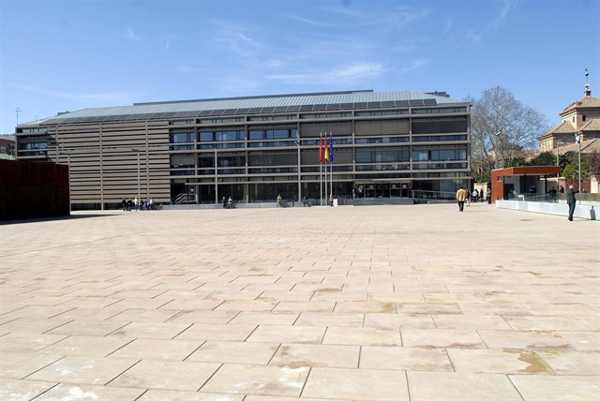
[507,192,600,207]
[174,193,195,204]
[411,190,456,201]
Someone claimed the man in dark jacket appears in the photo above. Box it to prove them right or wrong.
[566,185,578,221]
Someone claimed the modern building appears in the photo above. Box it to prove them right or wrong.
[539,75,600,152]
[15,90,471,209]
[0,135,16,160]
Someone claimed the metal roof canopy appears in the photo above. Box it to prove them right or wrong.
[491,166,561,177]
[20,90,467,127]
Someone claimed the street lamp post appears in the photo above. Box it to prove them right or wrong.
[575,132,582,191]
[132,148,142,202]
[295,137,301,204]
[493,129,504,169]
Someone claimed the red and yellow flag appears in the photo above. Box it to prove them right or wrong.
[319,134,325,164]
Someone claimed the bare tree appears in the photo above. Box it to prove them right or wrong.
[471,87,547,170]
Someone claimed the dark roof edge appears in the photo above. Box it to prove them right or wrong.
[133,90,375,106]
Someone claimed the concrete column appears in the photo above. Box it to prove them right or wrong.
[99,124,104,210]
[214,150,218,204]
[297,138,301,203]
[145,122,150,199]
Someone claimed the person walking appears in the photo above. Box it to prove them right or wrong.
[276,193,282,207]
[456,187,468,212]
[227,196,233,209]
[566,184,578,221]
[472,189,479,203]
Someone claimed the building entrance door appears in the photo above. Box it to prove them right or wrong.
[355,181,411,199]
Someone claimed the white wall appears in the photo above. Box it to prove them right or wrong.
[496,200,598,221]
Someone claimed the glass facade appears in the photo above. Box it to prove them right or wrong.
[168,110,470,204]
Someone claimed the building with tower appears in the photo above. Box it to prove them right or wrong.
[539,69,600,152]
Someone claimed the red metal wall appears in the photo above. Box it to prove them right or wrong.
[0,160,70,221]
[490,166,561,203]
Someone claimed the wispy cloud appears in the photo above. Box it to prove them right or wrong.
[176,64,213,74]
[267,62,386,84]
[466,0,515,43]
[9,83,132,103]
[443,16,455,34]
[489,0,515,30]
[213,21,261,58]
[466,30,483,43]
[398,59,429,74]
[125,27,141,41]
[333,63,386,79]
[288,15,336,28]
[287,5,429,30]
[162,33,178,50]
[321,5,429,27]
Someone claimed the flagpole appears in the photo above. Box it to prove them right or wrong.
[319,162,322,206]
[330,131,333,205]
[325,162,328,206]
[323,132,328,205]
[319,132,323,206]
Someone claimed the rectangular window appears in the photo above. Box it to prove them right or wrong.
[412,117,468,134]
[170,154,194,168]
[170,119,194,126]
[249,130,265,140]
[248,150,296,166]
[215,130,244,141]
[170,131,195,143]
[218,153,246,167]
[413,150,429,161]
[19,141,48,150]
[199,131,214,142]
[198,154,214,168]
[415,147,467,161]
[268,129,290,140]
[412,107,467,114]
[356,148,410,163]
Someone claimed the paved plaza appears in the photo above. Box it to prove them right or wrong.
[1,204,599,401]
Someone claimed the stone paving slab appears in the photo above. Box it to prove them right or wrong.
[34,383,145,401]
[407,372,523,401]
[0,379,56,401]
[1,204,599,400]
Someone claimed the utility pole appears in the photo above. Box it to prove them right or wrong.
[132,148,142,203]
[137,151,141,202]
[494,129,504,168]
[575,132,582,190]
[16,107,21,128]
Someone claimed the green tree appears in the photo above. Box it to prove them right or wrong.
[505,156,527,167]
[562,163,578,179]
[590,151,600,178]
[561,157,590,179]
[529,151,556,166]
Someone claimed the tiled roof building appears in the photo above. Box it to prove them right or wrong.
[539,73,600,152]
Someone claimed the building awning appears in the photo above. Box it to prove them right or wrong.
[491,166,560,178]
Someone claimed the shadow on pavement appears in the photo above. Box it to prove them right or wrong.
[0,213,119,226]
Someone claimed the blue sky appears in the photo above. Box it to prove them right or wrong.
[0,0,599,133]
